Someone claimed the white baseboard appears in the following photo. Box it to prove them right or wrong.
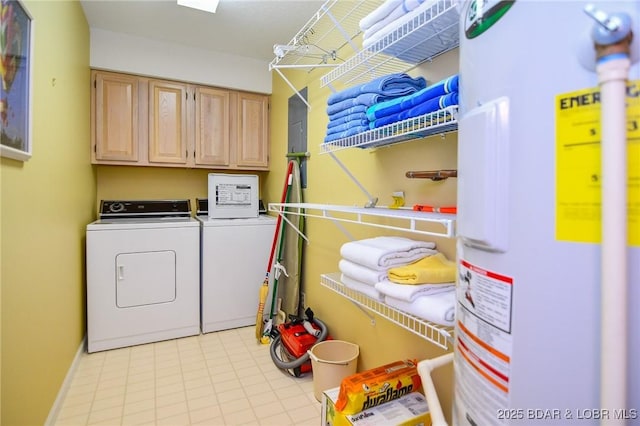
[44,336,87,426]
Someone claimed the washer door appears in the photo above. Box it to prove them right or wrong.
[116,251,176,307]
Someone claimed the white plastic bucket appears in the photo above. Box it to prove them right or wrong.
[308,340,359,402]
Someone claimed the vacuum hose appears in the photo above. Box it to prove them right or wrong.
[269,317,329,370]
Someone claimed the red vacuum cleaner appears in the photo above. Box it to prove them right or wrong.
[269,308,329,377]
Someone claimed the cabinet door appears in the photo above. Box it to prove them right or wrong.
[236,92,269,169]
[148,80,188,164]
[93,71,139,163]
[194,87,230,166]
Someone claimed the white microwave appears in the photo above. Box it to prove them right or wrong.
[207,174,259,219]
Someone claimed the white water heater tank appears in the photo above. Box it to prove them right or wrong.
[455,1,639,425]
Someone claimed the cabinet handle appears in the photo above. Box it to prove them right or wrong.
[118,265,125,280]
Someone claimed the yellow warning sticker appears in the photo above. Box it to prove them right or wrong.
[555,80,639,246]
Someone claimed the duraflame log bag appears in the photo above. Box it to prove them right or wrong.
[335,359,422,415]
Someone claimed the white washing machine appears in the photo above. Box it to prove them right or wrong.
[86,200,200,353]
[196,199,277,333]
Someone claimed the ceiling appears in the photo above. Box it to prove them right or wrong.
[79,0,327,62]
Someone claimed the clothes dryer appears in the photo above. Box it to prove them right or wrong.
[86,200,200,353]
[196,199,276,333]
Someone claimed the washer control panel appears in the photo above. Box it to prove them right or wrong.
[99,200,192,219]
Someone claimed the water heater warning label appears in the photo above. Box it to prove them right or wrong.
[458,259,513,334]
[456,259,513,425]
[555,80,639,246]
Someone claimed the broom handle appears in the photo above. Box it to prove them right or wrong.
[269,161,295,319]
[265,161,295,272]
[256,161,294,340]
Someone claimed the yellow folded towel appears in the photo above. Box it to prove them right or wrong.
[387,253,456,284]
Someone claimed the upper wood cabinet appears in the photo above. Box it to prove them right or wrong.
[235,91,269,169]
[148,79,189,165]
[91,70,269,170]
[194,87,230,167]
[91,71,139,163]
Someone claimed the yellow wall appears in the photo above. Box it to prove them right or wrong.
[0,1,93,425]
[268,50,460,421]
[95,167,268,213]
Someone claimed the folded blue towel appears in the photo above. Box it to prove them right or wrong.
[327,112,369,129]
[364,96,406,122]
[324,125,371,143]
[400,74,458,110]
[327,93,399,116]
[402,91,458,118]
[326,118,371,135]
[328,105,368,122]
[327,73,427,106]
[366,74,459,121]
[371,92,458,129]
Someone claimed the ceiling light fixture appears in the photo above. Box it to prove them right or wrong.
[177,0,220,14]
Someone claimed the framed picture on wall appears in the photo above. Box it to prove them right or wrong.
[1,0,34,162]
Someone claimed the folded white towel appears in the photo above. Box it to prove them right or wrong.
[339,259,389,286]
[385,290,456,326]
[363,0,437,50]
[375,279,455,302]
[341,274,385,301]
[362,0,425,40]
[359,0,404,31]
[340,236,437,271]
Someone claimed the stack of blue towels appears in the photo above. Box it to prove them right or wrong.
[324,73,427,143]
[366,74,459,129]
[324,73,459,143]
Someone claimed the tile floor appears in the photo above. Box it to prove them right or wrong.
[53,326,321,426]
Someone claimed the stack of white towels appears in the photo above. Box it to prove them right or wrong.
[338,236,457,326]
[360,0,440,56]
